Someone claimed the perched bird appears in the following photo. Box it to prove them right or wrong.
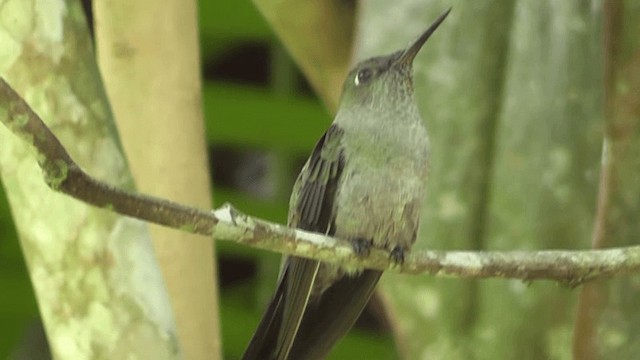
[242,9,450,360]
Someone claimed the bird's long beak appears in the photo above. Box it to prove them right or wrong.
[396,8,451,66]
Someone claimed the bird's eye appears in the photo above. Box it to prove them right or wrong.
[354,68,372,86]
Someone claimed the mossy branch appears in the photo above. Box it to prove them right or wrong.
[1,77,639,287]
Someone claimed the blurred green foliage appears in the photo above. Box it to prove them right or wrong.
[0,181,39,358]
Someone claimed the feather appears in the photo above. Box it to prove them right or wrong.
[242,124,345,360]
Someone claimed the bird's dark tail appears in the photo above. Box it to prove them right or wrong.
[242,265,382,360]
[241,257,319,360]
[288,269,383,360]
[241,277,284,360]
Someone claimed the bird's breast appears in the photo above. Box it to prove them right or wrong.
[332,128,429,253]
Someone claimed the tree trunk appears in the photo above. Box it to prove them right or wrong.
[93,1,221,358]
[0,2,180,358]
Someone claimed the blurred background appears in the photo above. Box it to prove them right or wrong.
[0,0,395,359]
[2,1,640,360]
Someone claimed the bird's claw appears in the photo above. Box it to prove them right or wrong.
[351,237,372,257]
[389,246,405,265]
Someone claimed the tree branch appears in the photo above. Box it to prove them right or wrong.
[1,77,639,287]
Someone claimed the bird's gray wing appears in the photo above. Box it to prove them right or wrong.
[242,124,345,360]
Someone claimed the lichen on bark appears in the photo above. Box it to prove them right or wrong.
[0,2,180,358]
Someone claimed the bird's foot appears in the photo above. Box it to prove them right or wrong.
[389,245,406,265]
[351,237,372,257]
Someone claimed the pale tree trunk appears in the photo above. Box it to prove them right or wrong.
[254,0,640,359]
[0,1,179,359]
[93,1,221,359]
[359,1,639,359]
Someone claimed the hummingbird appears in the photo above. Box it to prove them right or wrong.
[242,9,450,360]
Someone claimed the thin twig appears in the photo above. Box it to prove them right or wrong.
[1,77,640,286]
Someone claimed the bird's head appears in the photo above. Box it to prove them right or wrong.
[339,8,451,110]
